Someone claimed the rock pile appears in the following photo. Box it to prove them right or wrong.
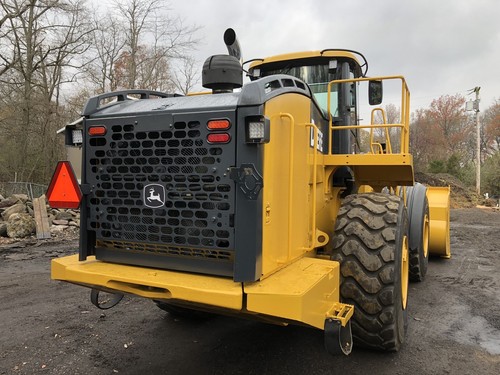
[0,193,79,239]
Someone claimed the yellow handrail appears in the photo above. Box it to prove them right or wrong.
[304,122,319,251]
[327,75,411,156]
[370,108,393,154]
[272,114,320,253]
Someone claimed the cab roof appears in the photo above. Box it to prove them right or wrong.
[248,49,367,77]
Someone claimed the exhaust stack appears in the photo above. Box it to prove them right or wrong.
[223,28,242,61]
[202,28,243,92]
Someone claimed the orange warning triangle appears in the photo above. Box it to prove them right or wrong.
[47,161,82,209]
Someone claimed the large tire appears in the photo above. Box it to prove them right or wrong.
[405,184,429,282]
[331,193,409,351]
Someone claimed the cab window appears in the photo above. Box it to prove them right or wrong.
[259,63,340,116]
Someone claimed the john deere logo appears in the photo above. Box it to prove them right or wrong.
[144,184,165,208]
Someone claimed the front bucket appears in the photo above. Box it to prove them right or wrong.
[426,186,451,258]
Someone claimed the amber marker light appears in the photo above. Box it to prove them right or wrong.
[88,126,107,136]
[207,119,231,130]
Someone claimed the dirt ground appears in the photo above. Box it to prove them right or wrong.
[415,172,482,209]
[0,208,499,375]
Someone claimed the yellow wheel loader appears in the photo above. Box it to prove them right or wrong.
[48,28,450,355]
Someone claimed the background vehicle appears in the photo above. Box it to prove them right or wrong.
[48,29,450,355]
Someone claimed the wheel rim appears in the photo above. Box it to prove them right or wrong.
[423,214,429,258]
[401,235,409,309]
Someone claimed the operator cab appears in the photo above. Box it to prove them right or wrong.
[248,51,366,155]
[247,51,365,120]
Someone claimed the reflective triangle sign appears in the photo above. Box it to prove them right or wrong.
[46,161,82,209]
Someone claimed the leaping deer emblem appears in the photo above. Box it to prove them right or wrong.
[147,187,164,205]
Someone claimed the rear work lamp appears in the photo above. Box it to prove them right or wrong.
[245,116,270,144]
[71,129,83,144]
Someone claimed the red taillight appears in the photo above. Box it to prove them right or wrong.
[46,161,82,209]
[207,119,231,130]
[207,133,230,143]
[88,126,107,136]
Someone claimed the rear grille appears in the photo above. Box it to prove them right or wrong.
[96,240,234,261]
[85,114,236,270]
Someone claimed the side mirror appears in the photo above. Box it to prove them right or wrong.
[368,80,383,105]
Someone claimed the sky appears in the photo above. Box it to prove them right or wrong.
[169,0,500,112]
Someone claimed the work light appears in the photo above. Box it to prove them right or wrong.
[71,129,83,145]
[245,116,270,144]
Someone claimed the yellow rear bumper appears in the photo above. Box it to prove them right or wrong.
[245,258,344,329]
[52,255,351,330]
[52,255,243,309]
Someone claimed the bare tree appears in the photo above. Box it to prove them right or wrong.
[0,0,32,76]
[83,0,199,94]
[113,46,176,92]
[0,0,201,184]
[80,0,201,97]
[112,0,199,90]
[372,103,401,153]
[0,0,31,28]
[171,56,200,94]
[84,15,126,93]
[0,0,93,183]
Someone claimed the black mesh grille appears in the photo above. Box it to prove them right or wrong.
[96,240,234,261]
[85,114,236,269]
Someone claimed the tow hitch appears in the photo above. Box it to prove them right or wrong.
[324,318,353,355]
[324,302,354,355]
[90,289,124,310]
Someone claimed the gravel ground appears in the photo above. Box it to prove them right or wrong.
[0,208,499,375]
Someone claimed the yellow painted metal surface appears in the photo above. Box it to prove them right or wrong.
[52,255,353,331]
[323,75,414,189]
[323,154,414,187]
[401,235,409,309]
[51,255,243,310]
[245,257,342,329]
[426,186,451,258]
[261,94,318,277]
[325,303,354,328]
[249,50,362,69]
[260,96,341,277]
[358,185,374,193]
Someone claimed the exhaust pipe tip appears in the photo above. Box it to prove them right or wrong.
[223,28,241,61]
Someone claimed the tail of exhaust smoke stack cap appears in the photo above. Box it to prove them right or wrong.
[224,28,242,61]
